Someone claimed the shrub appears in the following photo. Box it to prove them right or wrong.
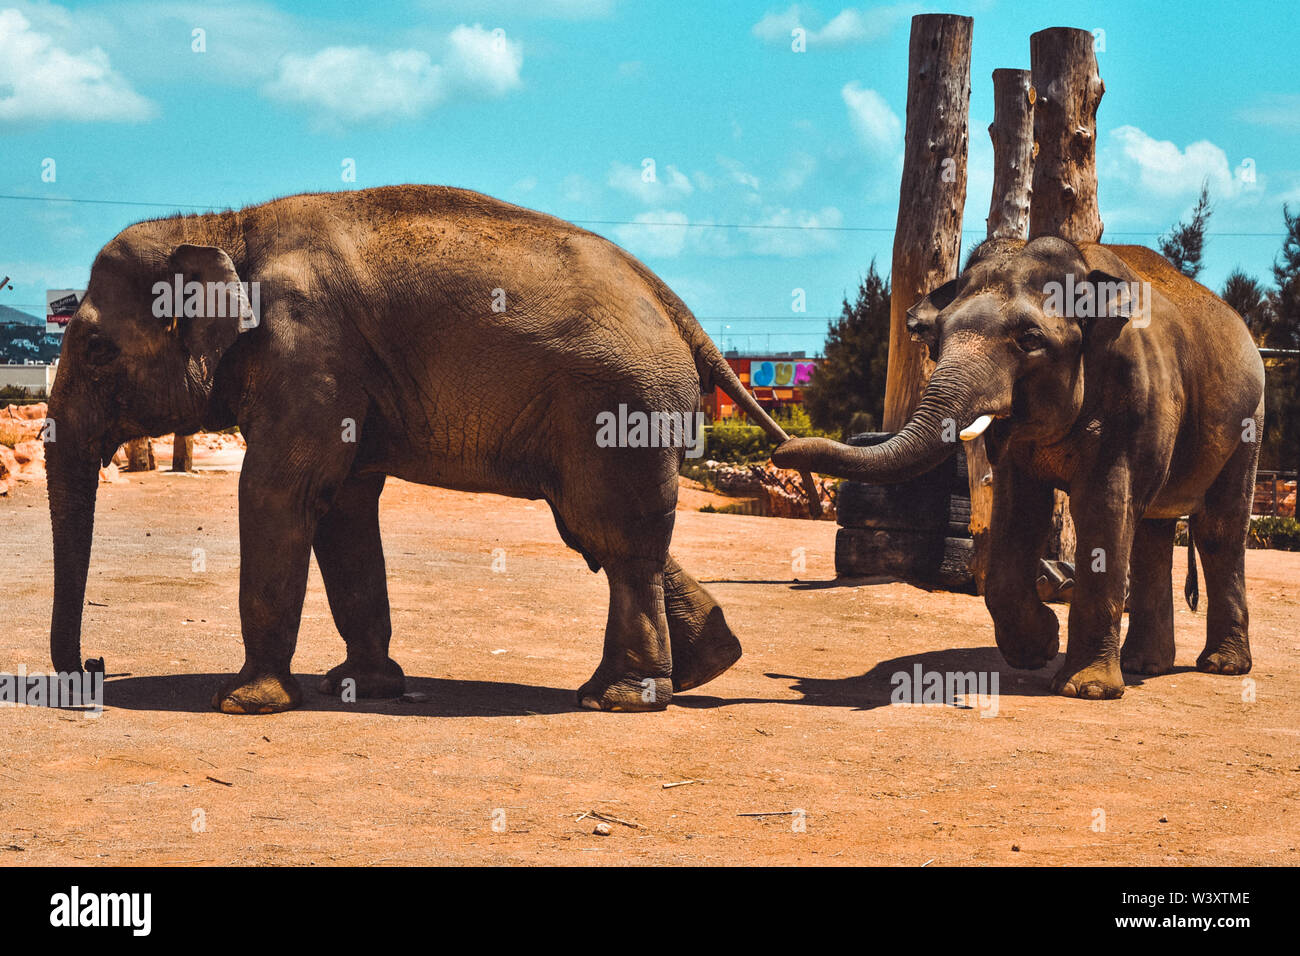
[1177,516,1300,551]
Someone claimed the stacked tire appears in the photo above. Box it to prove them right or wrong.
[833,432,976,593]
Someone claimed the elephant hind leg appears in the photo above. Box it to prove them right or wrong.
[664,554,741,691]
[576,555,673,711]
[314,472,406,699]
[1190,440,1258,676]
[1121,518,1177,675]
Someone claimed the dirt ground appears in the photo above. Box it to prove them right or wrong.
[1,469,1297,866]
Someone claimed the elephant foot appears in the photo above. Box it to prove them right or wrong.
[319,656,406,698]
[1197,647,1252,675]
[1051,659,1124,700]
[576,673,672,712]
[670,609,742,692]
[212,670,302,714]
[1121,637,1174,676]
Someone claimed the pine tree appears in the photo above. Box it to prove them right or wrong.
[803,261,891,439]
[1158,181,1213,279]
[1221,268,1271,337]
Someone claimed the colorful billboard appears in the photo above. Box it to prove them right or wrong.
[749,359,815,388]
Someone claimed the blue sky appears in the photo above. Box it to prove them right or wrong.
[2,0,1297,355]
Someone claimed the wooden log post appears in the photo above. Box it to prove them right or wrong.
[881,13,973,432]
[123,437,155,472]
[1029,27,1105,587]
[967,67,1036,592]
[171,433,194,472]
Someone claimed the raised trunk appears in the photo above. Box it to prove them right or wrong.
[46,386,104,674]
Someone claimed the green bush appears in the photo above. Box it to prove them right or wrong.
[699,406,834,465]
[1177,516,1300,551]
[1248,515,1300,551]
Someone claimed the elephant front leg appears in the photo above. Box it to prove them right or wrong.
[1052,474,1136,700]
[314,472,406,700]
[577,557,673,711]
[985,462,1060,669]
[664,554,741,691]
[211,471,314,714]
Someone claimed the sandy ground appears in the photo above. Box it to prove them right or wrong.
[1,469,1298,866]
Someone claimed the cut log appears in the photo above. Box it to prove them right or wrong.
[882,13,973,432]
[123,437,155,472]
[171,433,194,472]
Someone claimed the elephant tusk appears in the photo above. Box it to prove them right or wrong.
[959,414,993,441]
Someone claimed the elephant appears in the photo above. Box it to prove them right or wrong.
[46,184,815,714]
[773,235,1266,700]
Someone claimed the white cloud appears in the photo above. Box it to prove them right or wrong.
[780,151,817,191]
[742,206,843,257]
[612,210,696,258]
[1239,93,1300,131]
[841,82,901,158]
[0,8,155,123]
[422,0,614,18]
[264,24,522,126]
[754,3,917,47]
[607,161,694,203]
[717,155,761,192]
[1104,125,1252,200]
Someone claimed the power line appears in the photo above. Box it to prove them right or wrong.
[0,193,1287,238]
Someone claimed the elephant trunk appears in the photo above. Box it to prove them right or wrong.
[773,348,1005,484]
[46,379,106,674]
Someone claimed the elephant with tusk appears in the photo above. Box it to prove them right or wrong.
[773,235,1266,700]
[46,185,822,714]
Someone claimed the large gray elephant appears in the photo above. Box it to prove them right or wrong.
[774,236,1265,700]
[47,185,812,713]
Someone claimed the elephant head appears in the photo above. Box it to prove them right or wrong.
[772,235,1136,483]
[47,224,252,674]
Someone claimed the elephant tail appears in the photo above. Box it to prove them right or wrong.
[639,264,823,518]
[1184,524,1199,612]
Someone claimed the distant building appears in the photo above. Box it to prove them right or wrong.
[0,362,56,395]
[705,352,819,421]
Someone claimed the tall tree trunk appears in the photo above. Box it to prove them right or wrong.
[1028,27,1105,243]
[969,67,1036,593]
[171,433,194,472]
[882,13,973,433]
[1029,27,1105,576]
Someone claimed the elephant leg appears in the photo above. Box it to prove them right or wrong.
[1191,438,1258,675]
[664,554,741,691]
[212,412,362,714]
[1121,518,1177,675]
[315,472,406,699]
[984,461,1060,669]
[1051,464,1136,700]
[577,556,673,711]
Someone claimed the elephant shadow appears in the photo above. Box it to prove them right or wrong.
[101,672,577,717]
[675,645,1064,711]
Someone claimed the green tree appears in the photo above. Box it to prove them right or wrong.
[1264,204,1300,477]
[1158,181,1213,279]
[803,260,890,439]
[1220,268,1272,336]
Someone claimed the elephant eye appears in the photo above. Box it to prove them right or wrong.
[86,331,120,366]
[1016,329,1047,353]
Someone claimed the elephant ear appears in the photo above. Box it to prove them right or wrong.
[166,244,257,379]
[905,278,960,360]
[1083,269,1138,321]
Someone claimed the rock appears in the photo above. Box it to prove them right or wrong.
[593,822,612,836]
